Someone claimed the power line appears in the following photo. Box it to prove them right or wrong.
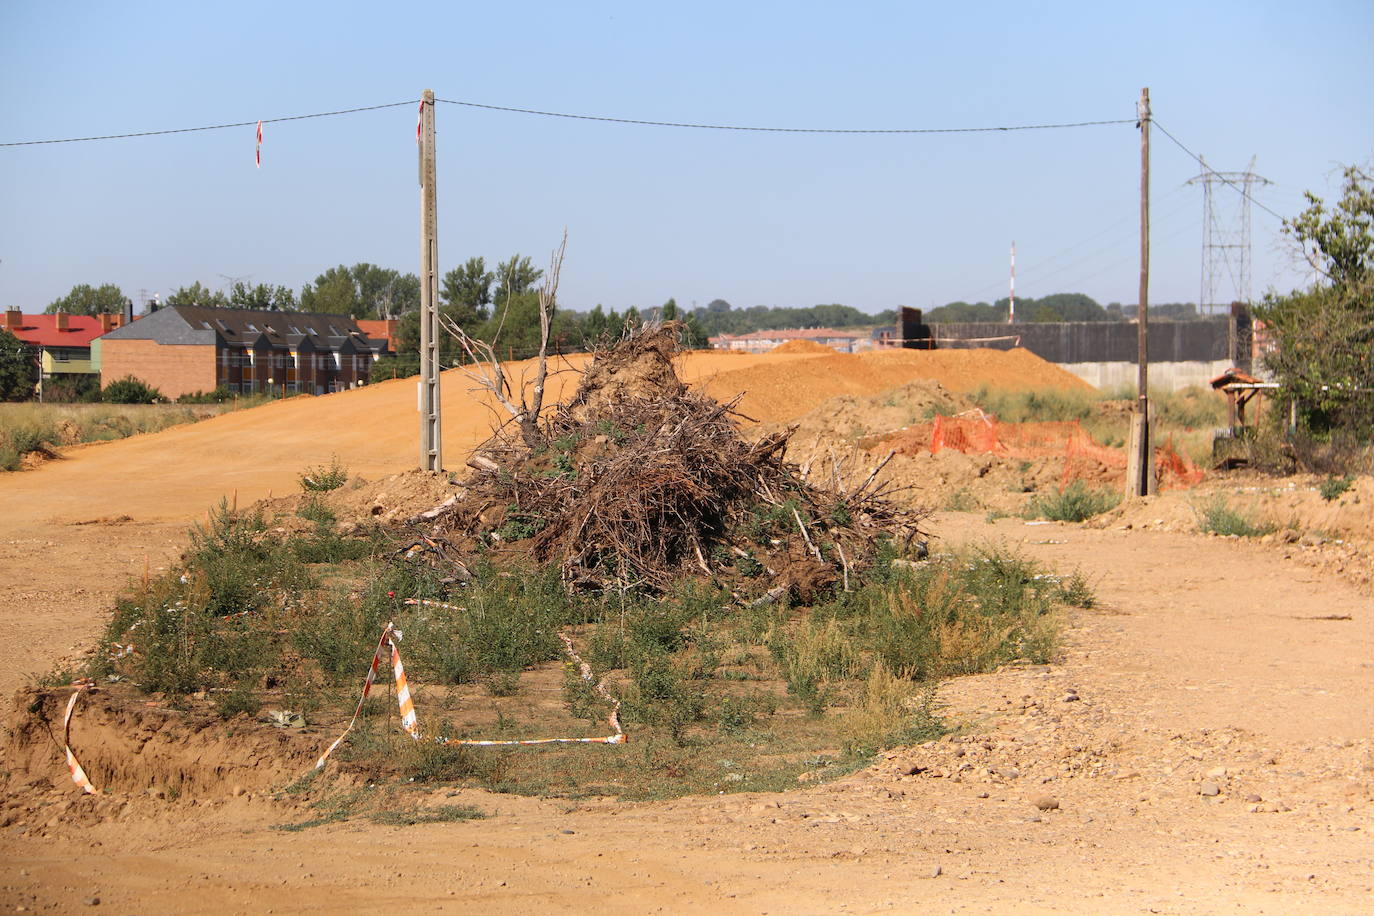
[0,100,420,148]
[436,98,1134,134]
[2,93,1136,149]
[1152,120,1287,222]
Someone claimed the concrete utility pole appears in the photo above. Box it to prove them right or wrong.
[1125,87,1155,498]
[418,89,443,471]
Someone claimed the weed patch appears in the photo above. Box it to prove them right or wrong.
[1023,481,1120,522]
[1197,497,1275,538]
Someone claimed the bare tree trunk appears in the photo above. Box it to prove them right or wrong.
[438,230,568,453]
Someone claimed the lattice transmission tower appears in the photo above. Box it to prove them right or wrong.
[1187,156,1272,315]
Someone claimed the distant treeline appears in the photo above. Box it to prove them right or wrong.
[692,295,1204,337]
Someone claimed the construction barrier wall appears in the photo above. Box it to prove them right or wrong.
[931,317,1233,365]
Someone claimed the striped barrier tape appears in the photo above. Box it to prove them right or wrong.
[402,597,468,613]
[316,619,625,770]
[314,624,395,770]
[63,682,98,794]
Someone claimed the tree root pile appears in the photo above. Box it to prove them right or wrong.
[423,326,928,598]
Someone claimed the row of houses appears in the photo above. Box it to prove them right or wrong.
[3,306,398,400]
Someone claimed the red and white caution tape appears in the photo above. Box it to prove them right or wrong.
[63,683,98,794]
[316,619,626,770]
[402,597,467,613]
[313,624,395,770]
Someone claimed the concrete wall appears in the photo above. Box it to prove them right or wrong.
[932,318,1230,364]
[925,317,1235,392]
[101,340,216,399]
[1060,359,1232,392]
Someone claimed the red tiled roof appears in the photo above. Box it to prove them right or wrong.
[4,314,109,348]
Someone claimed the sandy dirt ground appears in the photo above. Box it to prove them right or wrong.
[2,352,1371,913]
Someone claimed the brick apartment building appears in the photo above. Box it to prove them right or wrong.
[94,305,388,399]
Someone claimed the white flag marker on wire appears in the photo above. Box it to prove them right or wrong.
[255,120,263,168]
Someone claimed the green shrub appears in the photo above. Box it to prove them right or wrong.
[623,644,705,743]
[188,500,313,616]
[846,546,1063,681]
[297,497,336,527]
[943,488,980,512]
[103,375,164,404]
[1023,481,1120,522]
[1197,497,1275,538]
[1319,475,1355,501]
[840,662,944,757]
[6,423,55,455]
[177,387,237,404]
[779,618,858,713]
[299,455,349,492]
[215,681,260,719]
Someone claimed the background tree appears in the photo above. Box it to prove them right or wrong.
[441,256,494,330]
[1257,164,1374,437]
[491,255,543,308]
[44,283,126,315]
[165,282,229,308]
[0,328,36,400]
[300,264,419,318]
[228,282,298,311]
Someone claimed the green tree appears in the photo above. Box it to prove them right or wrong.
[581,304,610,346]
[0,328,36,401]
[45,283,126,315]
[661,298,679,322]
[166,282,229,308]
[228,282,298,311]
[300,264,419,318]
[441,257,494,329]
[492,255,543,308]
[680,313,709,348]
[300,267,357,315]
[1257,165,1374,436]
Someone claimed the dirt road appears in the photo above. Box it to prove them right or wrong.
[2,357,1371,913]
[3,511,1369,913]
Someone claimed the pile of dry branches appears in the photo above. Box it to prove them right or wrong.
[425,325,925,597]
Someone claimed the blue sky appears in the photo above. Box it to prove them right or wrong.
[2,1,1371,316]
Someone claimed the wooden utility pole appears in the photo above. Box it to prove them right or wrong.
[418,89,442,471]
[1125,87,1154,497]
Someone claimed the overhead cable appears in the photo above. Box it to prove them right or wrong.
[1152,120,1287,222]
[437,98,1135,134]
[0,100,421,148]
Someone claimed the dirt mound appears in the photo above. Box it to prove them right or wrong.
[424,327,925,594]
[770,339,838,355]
[700,347,1091,426]
[5,686,321,808]
[256,468,464,529]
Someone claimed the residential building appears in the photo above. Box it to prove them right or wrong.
[94,306,386,399]
[3,308,124,398]
[356,319,398,355]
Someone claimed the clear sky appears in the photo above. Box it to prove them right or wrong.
[2,1,1371,316]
